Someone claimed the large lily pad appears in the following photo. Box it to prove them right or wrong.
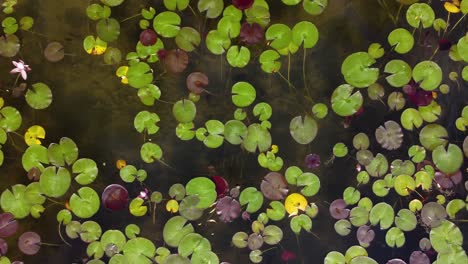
[289,115,318,144]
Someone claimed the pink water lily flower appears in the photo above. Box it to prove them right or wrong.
[10,60,31,80]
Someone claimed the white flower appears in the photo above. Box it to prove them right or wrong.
[10,60,31,80]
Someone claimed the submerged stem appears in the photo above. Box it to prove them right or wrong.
[120,14,141,23]
[448,13,467,35]
[58,223,72,247]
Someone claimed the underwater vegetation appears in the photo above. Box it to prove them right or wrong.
[0,0,467,263]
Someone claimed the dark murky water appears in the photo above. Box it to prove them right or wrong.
[0,0,466,263]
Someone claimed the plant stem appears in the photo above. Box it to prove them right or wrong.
[442,12,450,38]
[152,202,157,224]
[303,47,312,100]
[120,14,141,23]
[40,242,62,247]
[287,52,291,87]
[448,13,467,35]
[156,98,174,104]
[58,223,72,247]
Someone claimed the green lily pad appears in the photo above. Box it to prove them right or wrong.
[217,17,241,39]
[153,12,181,38]
[231,81,256,107]
[137,85,160,106]
[419,124,448,151]
[129,197,147,217]
[0,184,30,219]
[324,251,346,264]
[0,34,20,57]
[175,27,201,52]
[368,43,384,59]
[334,219,352,236]
[387,28,414,54]
[134,111,160,135]
[176,122,196,141]
[343,187,361,205]
[401,108,423,130]
[265,24,291,50]
[100,229,126,253]
[446,199,465,219]
[164,0,189,11]
[259,50,281,73]
[406,3,435,28]
[457,33,468,62]
[289,115,318,144]
[123,237,156,264]
[369,202,394,230]
[25,83,53,109]
[178,233,211,257]
[96,18,120,42]
[353,133,370,150]
[39,166,71,198]
[365,153,388,177]
[263,225,283,245]
[349,206,369,227]
[197,0,224,18]
[191,251,219,264]
[140,142,163,163]
[394,209,417,231]
[163,216,194,248]
[127,62,153,89]
[385,227,405,248]
[205,30,231,55]
[22,144,49,172]
[331,84,363,117]
[101,0,124,7]
[226,45,250,68]
[292,21,319,48]
[333,143,348,157]
[266,201,286,221]
[302,0,328,15]
[242,123,272,153]
[341,52,379,88]
[430,220,463,253]
[312,103,328,119]
[0,106,21,132]
[69,187,100,219]
[173,99,196,123]
[48,137,78,167]
[345,246,367,263]
[185,177,216,209]
[290,214,312,234]
[432,144,463,174]
[224,120,247,145]
[394,175,415,196]
[86,4,111,21]
[125,224,140,239]
[384,60,412,87]
[72,158,98,185]
[80,221,102,243]
[239,187,264,213]
[412,61,442,91]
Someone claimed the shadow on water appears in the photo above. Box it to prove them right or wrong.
[0,0,466,263]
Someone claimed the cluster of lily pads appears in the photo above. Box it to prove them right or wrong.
[0,0,467,264]
[325,1,468,263]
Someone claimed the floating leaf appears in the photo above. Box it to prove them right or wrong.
[369,202,394,230]
[173,100,196,123]
[289,115,318,144]
[384,60,412,87]
[18,232,40,255]
[69,187,100,219]
[44,42,65,62]
[163,216,194,248]
[290,214,312,234]
[387,28,414,54]
[185,177,216,209]
[394,209,417,231]
[39,166,71,198]
[412,61,442,91]
[231,81,256,107]
[386,227,405,248]
[242,124,272,153]
[432,144,463,174]
[331,84,363,117]
[341,52,379,88]
[96,18,120,42]
[406,3,435,28]
[239,187,264,213]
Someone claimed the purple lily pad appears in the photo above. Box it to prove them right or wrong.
[409,251,430,264]
[434,170,462,189]
[212,176,229,198]
[356,225,375,245]
[233,0,254,10]
[18,232,41,255]
[260,172,288,200]
[0,238,7,255]
[247,233,263,250]
[240,22,264,45]
[101,184,129,211]
[305,153,321,169]
[186,72,209,95]
[165,49,188,73]
[386,259,406,264]
[421,202,446,228]
[0,213,18,238]
[140,29,158,46]
[329,199,350,220]
[216,196,241,223]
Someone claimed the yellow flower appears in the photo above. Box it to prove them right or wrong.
[444,2,460,13]
[166,199,179,213]
[116,66,129,84]
[271,144,279,154]
[284,193,307,216]
[24,125,45,146]
[116,159,127,170]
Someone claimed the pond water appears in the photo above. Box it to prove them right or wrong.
[0,0,467,264]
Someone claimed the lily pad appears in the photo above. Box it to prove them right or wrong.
[289,115,318,144]
[341,52,379,88]
[231,81,256,107]
[153,12,181,38]
[39,166,71,198]
[412,61,442,91]
[331,84,363,117]
[387,28,414,54]
[239,187,264,213]
[69,187,100,219]
[163,216,194,248]
[173,100,196,123]
[185,177,216,209]
[432,144,463,174]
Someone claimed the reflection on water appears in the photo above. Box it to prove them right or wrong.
[0,0,466,263]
